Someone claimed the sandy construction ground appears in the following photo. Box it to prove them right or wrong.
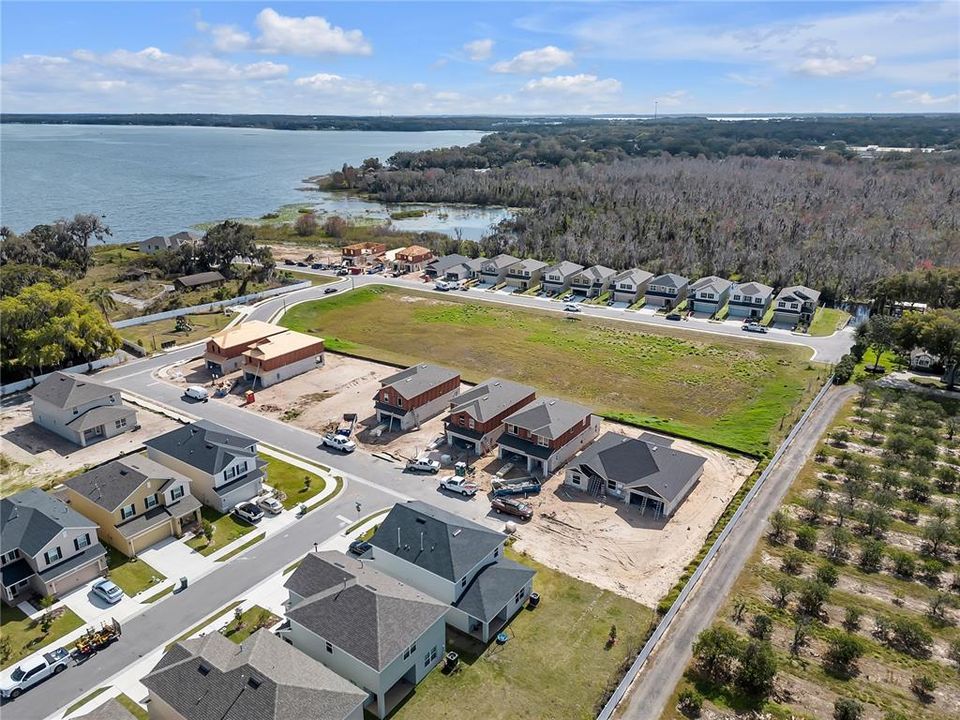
[0,399,180,495]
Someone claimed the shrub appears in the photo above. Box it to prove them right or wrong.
[842,606,862,632]
[834,355,856,384]
[692,626,742,683]
[887,617,933,658]
[909,674,936,703]
[816,562,840,587]
[795,524,818,551]
[824,633,865,678]
[734,640,778,699]
[677,688,703,718]
[890,550,916,578]
[294,212,318,237]
[834,698,864,720]
[750,613,773,640]
[781,550,805,575]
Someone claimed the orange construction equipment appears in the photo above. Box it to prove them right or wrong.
[245,390,255,405]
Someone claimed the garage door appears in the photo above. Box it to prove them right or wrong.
[131,521,174,556]
[51,560,103,596]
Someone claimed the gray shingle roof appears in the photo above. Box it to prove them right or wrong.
[142,629,366,720]
[543,261,583,279]
[574,265,616,282]
[776,285,821,304]
[452,557,535,622]
[176,271,225,288]
[370,501,505,582]
[73,698,138,720]
[65,456,191,512]
[427,254,469,273]
[511,259,548,273]
[144,420,258,475]
[65,405,136,431]
[570,432,705,504]
[285,551,447,671]
[502,397,592,440]
[30,371,116,409]
[379,364,459,401]
[481,254,521,272]
[447,378,535,423]
[612,268,653,286]
[1,488,97,557]
[690,275,732,295]
[733,281,774,297]
[649,273,689,289]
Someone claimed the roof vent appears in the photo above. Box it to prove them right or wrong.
[198,664,210,676]
[452,529,462,537]
[247,676,261,690]
[119,470,127,476]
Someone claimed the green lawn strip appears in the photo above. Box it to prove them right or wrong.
[221,605,280,644]
[344,509,389,536]
[187,507,255,556]
[358,524,381,542]
[390,549,654,720]
[283,559,302,575]
[280,286,821,456]
[215,532,266,563]
[303,475,345,513]
[62,686,111,718]
[761,304,776,326]
[115,694,148,720]
[1,604,85,671]
[283,270,337,286]
[104,546,166,597]
[808,307,851,337]
[164,600,244,652]
[260,453,326,509]
[142,585,175,604]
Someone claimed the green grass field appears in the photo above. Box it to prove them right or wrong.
[808,307,851,336]
[280,286,824,455]
[261,454,326,509]
[117,312,233,350]
[221,605,279,644]
[104,546,166,597]
[186,507,255,556]
[1,605,84,670]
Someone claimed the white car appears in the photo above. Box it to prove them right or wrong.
[563,303,581,313]
[258,496,283,515]
[742,322,769,334]
[184,385,209,401]
[439,476,480,496]
[406,457,441,474]
[0,648,69,699]
[321,433,356,453]
[91,578,123,605]
[233,502,264,523]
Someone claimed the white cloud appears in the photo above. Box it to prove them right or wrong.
[725,72,771,88]
[891,89,959,107]
[523,73,621,95]
[210,25,252,53]
[293,73,347,91]
[71,47,289,81]
[795,54,876,77]
[492,46,574,74]
[463,38,494,61]
[254,8,371,56]
[433,91,462,102]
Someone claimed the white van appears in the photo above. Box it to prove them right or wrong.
[184,385,209,402]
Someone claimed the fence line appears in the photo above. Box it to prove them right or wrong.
[596,375,836,720]
[1,353,124,396]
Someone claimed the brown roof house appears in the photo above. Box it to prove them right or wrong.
[204,320,287,375]
[173,271,225,292]
[30,371,138,448]
[375,364,461,431]
[444,378,536,455]
[241,330,325,389]
[392,245,434,274]
[497,397,600,476]
[342,241,386,267]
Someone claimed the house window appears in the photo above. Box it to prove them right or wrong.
[44,547,63,565]
[458,416,465,426]
[461,577,467,587]
[325,641,333,654]
[74,534,90,551]
[424,651,431,667]
[115,417,127,429]
[397,396,403,408]
[537,435,549,448]
[755,297,763,304]
[73,407,79,415]
[145,494,159,510]
[570,474,581,485]
[514,590,523,604]
[733,294,741,301]
[468,418,475,429]
[703,293,714,300]
[790,302,799,310]
[170,485,185,501]
[2,550,19,564]
[494,547,499,558]
[607,480,617,491]
[120,503,136,520]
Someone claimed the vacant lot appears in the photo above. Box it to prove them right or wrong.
[393,549,654,720]
[280,287,823,455]
[117,312,233,350]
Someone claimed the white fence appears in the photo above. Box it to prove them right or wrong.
[111,281,311,329]
[1,352,125,397]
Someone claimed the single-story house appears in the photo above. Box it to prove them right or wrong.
[478,254,521,285]
[444,257,486,282]
[564,432,705,518]
[909,348,939,371]
[173,271,225,292]
[144,629,367,720]
[145,420,266,513]
[890,301,928,317]
[425,254,469,277]
[611,268,654,304]
[31,371,138,448]
[688,275,733,315]
[773,285,821,325]
[444,378,536,455]
[504,259,548,290]
[63,456,202,558]
[569,265,617,298]
[342,241,387,267]
[282,551,448,719]
[204,319,287,375]
[241,330,325,388]
[541,261,583,295]
[1,488,107,604]
[392,246,434,274]
[374,364,461,431]
[497,397,600,476]
[367,501,535,644]
[645,273,690,310]
[728,281,774,319]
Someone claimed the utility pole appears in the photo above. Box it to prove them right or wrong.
[654,101,658,120]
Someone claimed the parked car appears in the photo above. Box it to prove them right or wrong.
[336,268,349,276]
[283,258,295,266]
[491,497,533,520]
[233,502,264,523]
[258,496,283,515]
[324,287,338,294]
[311,263,323,269]
[348,540,372,556]
[0,648,70,699]
[321,433,356,453]
[406,457,441,474]
[439,476,479,496]
[563,303,581,313]
[184,386,209,402]
[91,578,124,605]
[665,312,682,321]
[742,322,768,334]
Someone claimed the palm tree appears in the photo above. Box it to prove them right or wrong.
[87,286,117,318]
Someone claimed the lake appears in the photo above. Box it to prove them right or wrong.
[0,124,507,242]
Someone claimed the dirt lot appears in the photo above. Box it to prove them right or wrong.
[0,399,180,496]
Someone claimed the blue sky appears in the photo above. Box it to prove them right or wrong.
[2,1,957,114]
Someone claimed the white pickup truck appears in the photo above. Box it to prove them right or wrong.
[321,433,356,453]
[439,476,480,496]
[406,457,441,474]
[435,279,461,291]
[0,647,70,699]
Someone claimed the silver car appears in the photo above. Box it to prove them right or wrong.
[92,578,123,605]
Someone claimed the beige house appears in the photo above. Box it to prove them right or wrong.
[204,320,287,376]
[63,456,202,558]
[30,371,138,447]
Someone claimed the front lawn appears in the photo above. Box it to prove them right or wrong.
[117,312,233,351]
[807,307,851,336]
[261,454,326,509]
[222,605,280,644]
[0,604,84,670]
[105,546,166,597]
[391,550,654,720]
[115,694,149,720]
[186,507,255,556]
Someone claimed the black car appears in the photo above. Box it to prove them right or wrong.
[348,540,372,556]
[296,261,308,267]
[283,258,295,265]
[324,287,338,294]
[311,263,323,269]
[665,312,682,321]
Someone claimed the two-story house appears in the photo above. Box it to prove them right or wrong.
[241,330,325,389]
[478,254,521,286]
[644,273,690,310]
[611,268,654,304]
[367,502,535,645]
[144,629,367,720]
[541,261,584,295]
[138,232,196,254]
[497,397,600,476]
[30,371,138,448]
[1,488,107,604]
[392,245,434,274]
[443,256,486,282]
[569,265,617,298]
[688,275,733,315]
[282,551,448,719]
[564,432,705,518]
[204,320,287,376]
[342,241,387,267]
[444,378,536,455]
[374,364,461,431]
[773,285,821,326]
[144,420,266,513]
[63,456,202,558]
[727,281,774,319]
[425,253,469,278]
[503,259,548,291]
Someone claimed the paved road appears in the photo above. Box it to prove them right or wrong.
[618,384,857,720]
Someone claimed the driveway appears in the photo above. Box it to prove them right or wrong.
[137,536,214,583]
[59,578,142,625]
